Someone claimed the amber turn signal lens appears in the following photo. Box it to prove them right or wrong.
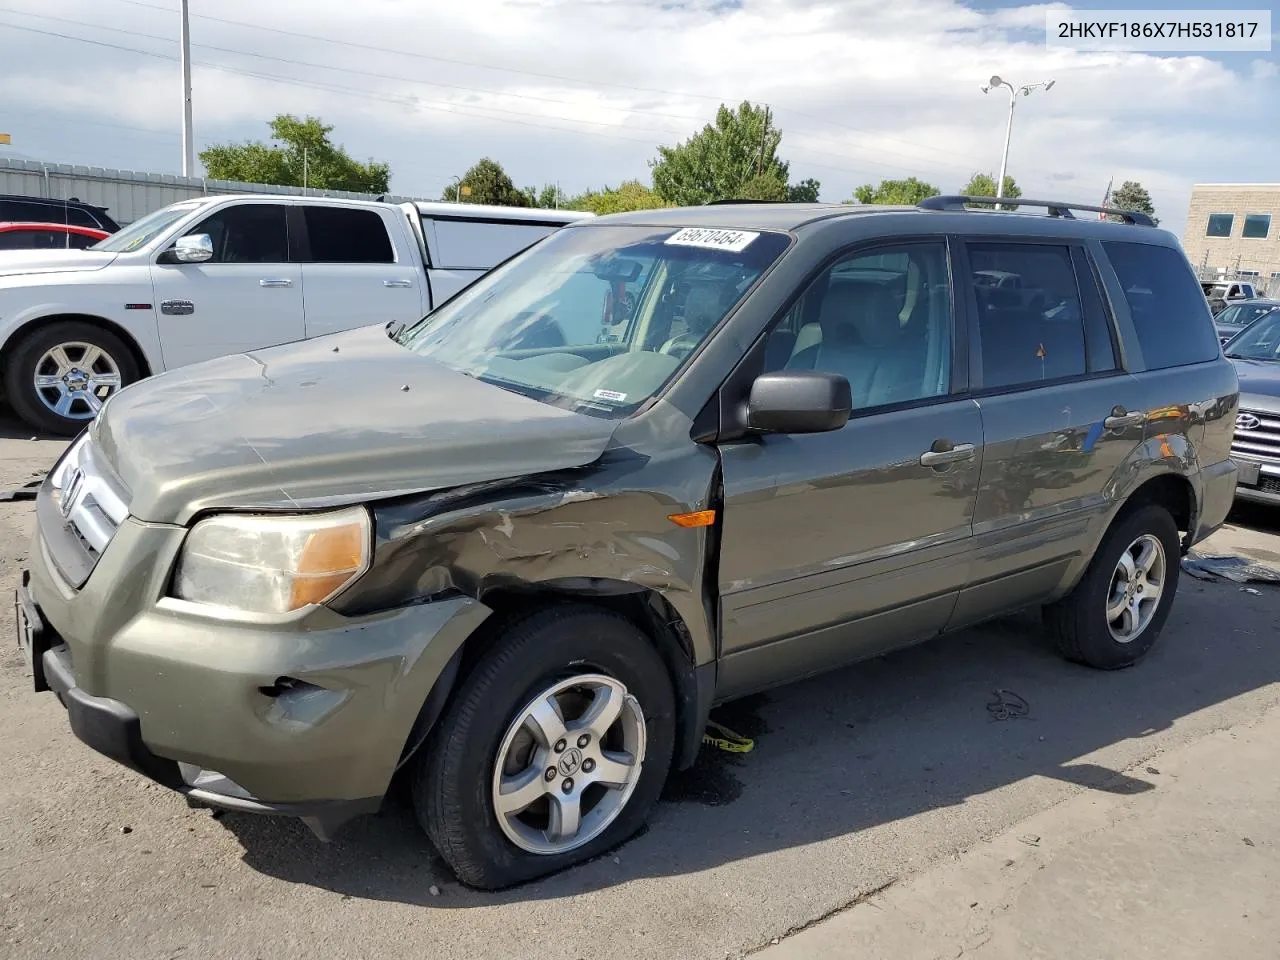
[290,523,368,608]
[667,509,716,528]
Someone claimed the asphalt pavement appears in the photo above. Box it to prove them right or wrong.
[2,416,1278,960]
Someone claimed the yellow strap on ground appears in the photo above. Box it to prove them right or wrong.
[702,720,754,753]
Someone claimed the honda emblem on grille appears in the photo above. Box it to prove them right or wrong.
[60,466,84,519]
[1235,413,1262,431]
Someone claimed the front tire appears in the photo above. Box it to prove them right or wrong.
[415,605,676,889]
[1045,503,1181,669]
[4,321,138,435]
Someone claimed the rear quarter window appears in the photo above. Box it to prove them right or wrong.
[1101,241,1220,370]
[431,220,560,270]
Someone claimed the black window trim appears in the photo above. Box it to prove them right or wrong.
[291,203,397,264]
[183,200,292,265]
[956,235,1126,398]
[709,233,966,442]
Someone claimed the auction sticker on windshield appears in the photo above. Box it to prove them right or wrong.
[665,227,760,253]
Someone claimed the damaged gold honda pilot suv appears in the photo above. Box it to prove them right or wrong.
[18,198,1239,889]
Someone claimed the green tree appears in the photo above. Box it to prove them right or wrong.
[851,177,941,205]
[568,180,669,215]
[788,178,822,202]
[443,158,530,206]
[199,114,390,193]
[651,102,810,205]
[961,171,1021,209]
[521,183,567,209]
[1107,180,1159,225]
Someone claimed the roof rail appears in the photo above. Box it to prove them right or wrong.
[705,198,788,205]
[916,195,1155,227]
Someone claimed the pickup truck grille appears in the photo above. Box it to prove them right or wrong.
[41,435,130,587]
[1231,410,1280,463]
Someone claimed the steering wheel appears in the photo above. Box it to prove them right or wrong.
[658,332,703,360]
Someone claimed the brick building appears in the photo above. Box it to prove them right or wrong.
[1181,183,1280,297]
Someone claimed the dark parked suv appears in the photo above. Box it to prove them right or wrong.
[0,194,120,233]
[17,197,1239,889]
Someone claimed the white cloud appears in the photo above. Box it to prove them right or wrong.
[0,0,1276,236]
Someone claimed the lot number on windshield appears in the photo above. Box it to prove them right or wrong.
[665,227,760,253]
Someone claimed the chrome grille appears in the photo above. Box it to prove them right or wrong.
[1231,410,1280,463]
[48,435,129,558]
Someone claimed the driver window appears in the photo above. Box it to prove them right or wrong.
[767,242,952,410]
[185,204,288,264]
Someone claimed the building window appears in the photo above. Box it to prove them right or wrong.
[1206,214,1234,237]
[1242,214,1272,239]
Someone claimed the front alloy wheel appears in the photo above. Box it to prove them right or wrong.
[416,605,675,889]
[492,674,646,855]
[33,341,122,421]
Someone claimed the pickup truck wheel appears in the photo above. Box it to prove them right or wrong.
[414,605,675,890]
[4,322,138,435]
[1044,504,1180,669]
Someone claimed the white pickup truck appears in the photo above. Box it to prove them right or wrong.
[0,195,591,433]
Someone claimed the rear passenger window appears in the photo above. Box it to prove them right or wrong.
[302,207,394,263]
[968,243,1096,390]
[62,207,100,229]
[774,242,952,410]
[1101,241,1220,370]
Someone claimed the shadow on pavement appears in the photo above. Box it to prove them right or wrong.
[1227,500,1280,537]
[0,409,62,443]
[218,578,1280,907]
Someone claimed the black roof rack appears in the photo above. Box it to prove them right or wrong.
[705,198,788,205]
[916,195,1155,227]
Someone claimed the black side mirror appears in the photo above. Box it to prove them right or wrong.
[746,371,852,434]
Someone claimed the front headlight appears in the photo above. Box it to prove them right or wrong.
[173,507,371,615]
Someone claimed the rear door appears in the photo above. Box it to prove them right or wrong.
[150,201,304,368]
[716,238,984,698]
[294,205,424,338]
[950,237,1146,627]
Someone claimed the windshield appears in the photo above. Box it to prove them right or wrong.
[91,202,203,253]
[394,224,791,417]
[1225,311,1280,361]
[1219,304,1276,327]
[1208,285,1231,300]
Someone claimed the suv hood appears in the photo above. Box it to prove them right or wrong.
[0,249,118,277]
[1232,358,1280,415]
[92,325,620,524]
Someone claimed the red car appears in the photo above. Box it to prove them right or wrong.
[0,221,110,251]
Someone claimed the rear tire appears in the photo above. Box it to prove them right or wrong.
[1044,503,1181,669]
[414,604,676,889]
[4,321,139,435]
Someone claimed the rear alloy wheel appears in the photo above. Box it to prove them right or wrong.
[4,322,138,435]
[1105,533,1166,644]
[1045,503,1181,669]
[415,605,675,889]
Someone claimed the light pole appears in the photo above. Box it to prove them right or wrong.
[980,75,1054,201]
[180,0,194,177]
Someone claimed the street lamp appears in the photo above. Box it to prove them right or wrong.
[980,75,1055,201]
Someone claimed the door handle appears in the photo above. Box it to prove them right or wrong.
[259,278,293,288]
[1104,407,1145,430]
[383,279,413,288]
[919,442,976,467]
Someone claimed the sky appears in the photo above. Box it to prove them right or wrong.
[0,0,1275,237]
